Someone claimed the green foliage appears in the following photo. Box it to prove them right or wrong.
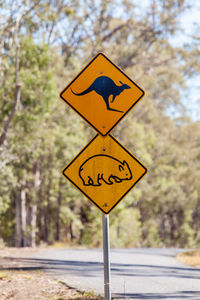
[0,0,200,248]
[110,206,142,248]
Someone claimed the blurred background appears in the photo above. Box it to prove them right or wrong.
[0,0,200,249]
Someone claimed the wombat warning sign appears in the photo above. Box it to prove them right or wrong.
[62,134,147,214]
[60,53,145,136]
[79,155,132,186]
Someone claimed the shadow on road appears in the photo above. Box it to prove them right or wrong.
[1,257,200,279]
[1,256,200,299]
[113,291,200,299]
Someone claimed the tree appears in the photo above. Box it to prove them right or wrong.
[0,0,200,248]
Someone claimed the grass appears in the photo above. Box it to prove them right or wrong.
[71,289,104,299]
[177,248,200,268]
[0,271,10,280]
[0,269,103,300]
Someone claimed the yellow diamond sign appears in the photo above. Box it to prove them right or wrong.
[60,53,145,136]
[63,134,147,214]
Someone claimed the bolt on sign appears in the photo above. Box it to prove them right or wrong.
[62,134,147,214]
[60,53,145,136]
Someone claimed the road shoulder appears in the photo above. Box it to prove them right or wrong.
[0,247,103,300]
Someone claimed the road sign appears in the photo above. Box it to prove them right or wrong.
[60,53,145,136]
[62,134,147,214]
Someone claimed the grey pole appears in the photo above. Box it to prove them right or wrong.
[102,214,111,300]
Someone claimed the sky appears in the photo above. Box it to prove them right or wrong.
[137,0,200,121]
[178,2,200,121]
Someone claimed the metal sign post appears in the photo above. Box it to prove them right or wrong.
[102,214,111,300]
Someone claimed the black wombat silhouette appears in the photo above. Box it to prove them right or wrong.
[79,154,132,186]
[71,76,131,113]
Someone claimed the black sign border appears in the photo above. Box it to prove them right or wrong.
[62,134,147,214]
[60,52,145,136]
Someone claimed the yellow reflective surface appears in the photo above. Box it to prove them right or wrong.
[60,53,144,136]
[63,134,147,214]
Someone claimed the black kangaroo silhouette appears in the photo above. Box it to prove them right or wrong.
[71,75,131,113]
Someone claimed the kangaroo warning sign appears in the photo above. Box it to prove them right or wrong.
[62,134,147,214]
[60,53,145,136]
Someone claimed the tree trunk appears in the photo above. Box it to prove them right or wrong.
[31,198,37,247]
[30,161,40,247]
[44,175,51,243]
[21,188,27,246]
[55,179,62,241]
[38,183,44,243]
[15,187,27,247]
[15,192,22,247]
[25,195,32,247]
[69,222,75,242]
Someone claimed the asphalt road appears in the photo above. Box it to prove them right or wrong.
[26,248,200,299]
